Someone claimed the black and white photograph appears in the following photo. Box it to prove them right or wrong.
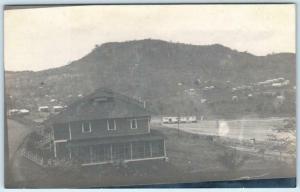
[4,4,296,188]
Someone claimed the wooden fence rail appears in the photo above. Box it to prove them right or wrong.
[21,148,45,167]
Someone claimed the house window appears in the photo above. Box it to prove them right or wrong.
[130,119,138,129]
[107,120,116,131]
[82,122,91,133]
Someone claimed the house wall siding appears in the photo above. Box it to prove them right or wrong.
[53,116,150,141]
[53,123,69,140]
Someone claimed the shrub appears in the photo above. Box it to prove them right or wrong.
[217,149,250,171]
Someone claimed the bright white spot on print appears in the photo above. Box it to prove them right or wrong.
[218,121,229,136]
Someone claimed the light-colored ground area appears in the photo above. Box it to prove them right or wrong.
[158,118,293,141]
[154,118,296,173]
[153,125,295,182]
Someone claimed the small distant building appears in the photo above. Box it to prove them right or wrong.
[272,83,282,87]
[162,116,197,124]
[162,116,178,124]
[184,88,196,96]
[200,99,207,104]
[19,109,30,115]
[46,88,167,166]
[203,86,215,91]
[186,116,197,123]
[180,116,187,123]
[53,106,64,113]
[8,108,30,116]
[38,106,50,113]
[232,95,238,101]
[8,109,19,116]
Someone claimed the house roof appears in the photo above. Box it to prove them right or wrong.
[47,88,151,124]
[67,130,165,147]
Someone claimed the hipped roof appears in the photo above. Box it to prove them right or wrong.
[47,88,151,124]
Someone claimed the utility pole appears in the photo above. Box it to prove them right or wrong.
[177,113,180,137]
[177,82,183,137]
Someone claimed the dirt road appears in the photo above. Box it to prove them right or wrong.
[7,119,34,160]
[7,118,40,184]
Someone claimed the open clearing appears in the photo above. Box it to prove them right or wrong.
[159,118,293,141]
[155,125,295,170]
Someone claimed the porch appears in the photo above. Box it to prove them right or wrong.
[65,132,167,166]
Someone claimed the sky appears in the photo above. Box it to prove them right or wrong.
[4,4,295,71]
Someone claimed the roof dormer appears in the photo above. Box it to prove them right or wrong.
[92,96,113,104]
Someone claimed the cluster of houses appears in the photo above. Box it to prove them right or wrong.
[184,88,197,96]
[229,77,292,101]
[8,108,30,117]
[38,105,66,113]
[203,86,216,91]
[8,105,67,118]
[198,77,293,104]
[232,77,290,93]
[256,78,290,88]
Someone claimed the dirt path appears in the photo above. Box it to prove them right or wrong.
[7,119,34,160]
[7,119,39,183]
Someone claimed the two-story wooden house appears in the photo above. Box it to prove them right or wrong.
[46,88,167,166]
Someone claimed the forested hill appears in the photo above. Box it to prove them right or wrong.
[5,39,296,118]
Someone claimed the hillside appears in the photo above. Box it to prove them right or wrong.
[5,39,296,118]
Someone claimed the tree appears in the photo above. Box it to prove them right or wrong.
[268,118,296,163]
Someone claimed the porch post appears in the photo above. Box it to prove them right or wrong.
[110,144,113,161]
[68,122,72,140]
[54,142,57,158]
[130,143,133,159]
[150,142,153,157]
[148,117,150,133]
[89,146,93,163]
[69,149,72,160]
[163,140,167,157]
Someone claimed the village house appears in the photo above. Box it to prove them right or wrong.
[38,106,50,113]
[162,116,197,124]
[46,88,167,166]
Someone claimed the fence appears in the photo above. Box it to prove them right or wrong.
[21,148,45,167]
